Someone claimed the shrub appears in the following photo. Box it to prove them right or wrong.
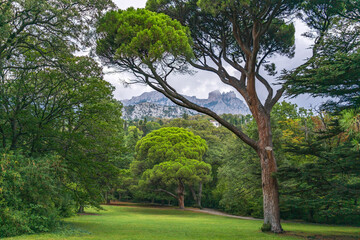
[0,152,72,238]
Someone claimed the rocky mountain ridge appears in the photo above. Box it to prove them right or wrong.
[121,90,249,120]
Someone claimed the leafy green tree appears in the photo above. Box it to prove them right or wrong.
[0,0,126,235]
[279,1,359,223]
[277,110,360,224]
[96,1,301,231]
[0,153,70,237]
[0,0,113,70]
[165,117,235,208]
[0,45,125,217]
[144,121,161,135]
[62,98,125,209]
[125,126,144,152]
[132,127,210,208]
[284,0,359,110]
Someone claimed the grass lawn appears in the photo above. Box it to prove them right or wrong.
[6,204,360,240]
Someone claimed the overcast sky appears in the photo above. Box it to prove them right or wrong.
[105,0,324,109]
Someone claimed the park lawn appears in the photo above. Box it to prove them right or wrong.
[6,205,360,240]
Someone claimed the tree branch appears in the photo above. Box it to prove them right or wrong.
[155,189,178,199]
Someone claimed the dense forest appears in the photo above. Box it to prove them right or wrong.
[0,0,359,238]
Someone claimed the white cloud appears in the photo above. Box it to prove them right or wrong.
[113,0,146,9]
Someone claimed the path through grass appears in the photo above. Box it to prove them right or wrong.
[6,205,360,240]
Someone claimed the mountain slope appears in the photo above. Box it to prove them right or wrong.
[122,90,249,120]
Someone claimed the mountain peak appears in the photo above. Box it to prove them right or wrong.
[208,90,222,100]
[121,90,249,120]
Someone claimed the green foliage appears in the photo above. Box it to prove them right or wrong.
[164,116,237,208]
[0,1,126,236]
[131,127,210,206]
[215,132,263,218]
[0,153,71,238]
[277,110,360,224]
[0,52,125,210]
[144,121,161,135]
[126,126,144,151]
[285,49,360,110]
[143,157,211,186]
[279,1,360,224]
[284,0,360,110]
[0,0,114,70]
[135,127,208,168]
[215,102,314,218]
[96,8,193,63]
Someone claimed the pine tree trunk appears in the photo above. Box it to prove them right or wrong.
[256,113,283,233]
[177,181,185,209]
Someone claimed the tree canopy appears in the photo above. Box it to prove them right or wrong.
[131,127,210,209]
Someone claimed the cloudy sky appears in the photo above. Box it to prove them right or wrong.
[105,0,323,109]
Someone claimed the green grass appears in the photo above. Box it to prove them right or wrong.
[6,205,360,240]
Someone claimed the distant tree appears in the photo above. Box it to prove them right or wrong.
[144,121,161,135]
[165,117,235,208]
[131,127,211,209]
[277,109,360,224]
[125,126,144,151]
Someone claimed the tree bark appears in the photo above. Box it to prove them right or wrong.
[255,112,283,233]
[177,181,185,209]
[78,205,85,213]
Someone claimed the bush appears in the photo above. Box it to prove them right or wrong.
[0,152,73,238]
